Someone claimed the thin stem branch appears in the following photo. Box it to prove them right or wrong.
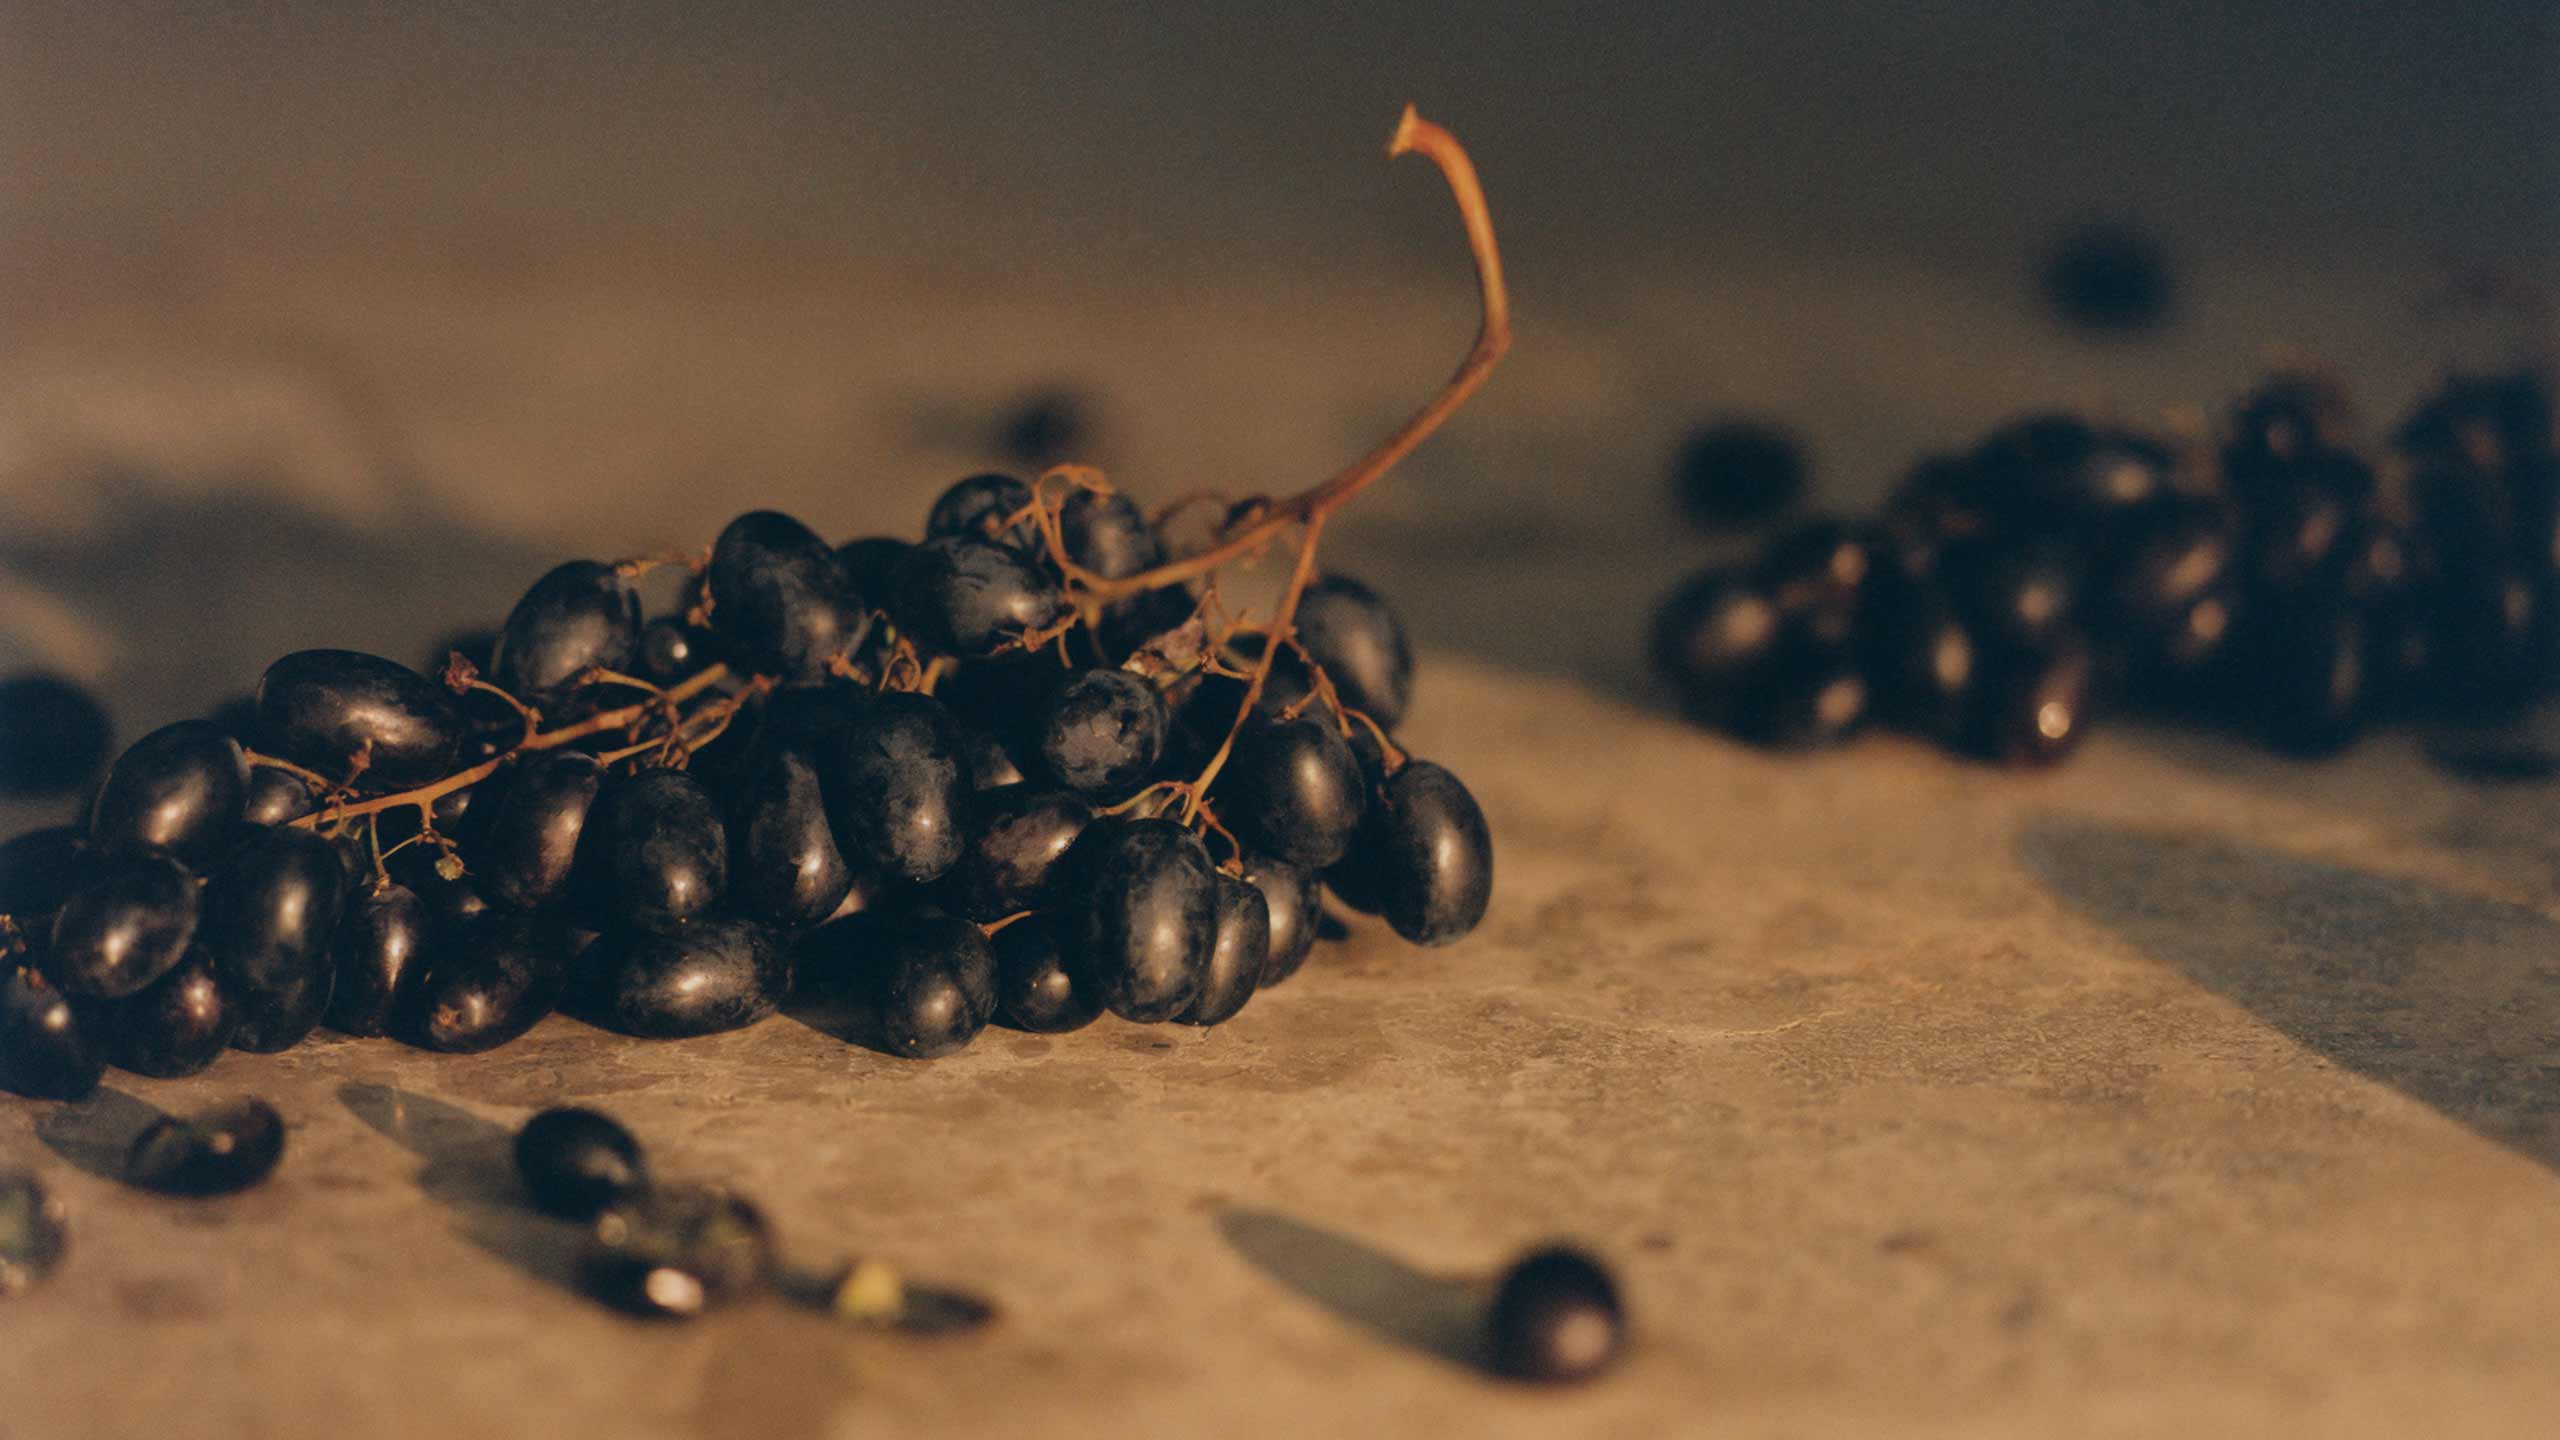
[241,749,338,791]
[292,663,733,826]
[1056,106,1509,604]
[1182,510,1328,821]
[460,678,544,744]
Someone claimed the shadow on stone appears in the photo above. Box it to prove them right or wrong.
[1215,1208,1488,1372]
[337,1081,586,1297]
[34,1086,175,1185]
[776,995,904,1061]
[2018,816,2560,1172]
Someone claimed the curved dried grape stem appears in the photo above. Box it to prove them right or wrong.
[1033,106,1509,606]
[1018,107,1508,829]
[289,663,735,829]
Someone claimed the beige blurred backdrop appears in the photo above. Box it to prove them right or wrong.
[1,0,2553,735]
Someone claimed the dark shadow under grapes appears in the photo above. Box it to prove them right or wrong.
[1214,1208,1491,1374]
[2019,817,2560,1176]
[34,1086,177,1186]
[335,1081,588,1298]
[773,996,906,1062]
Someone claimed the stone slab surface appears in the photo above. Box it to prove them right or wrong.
[5,664,2559,1440]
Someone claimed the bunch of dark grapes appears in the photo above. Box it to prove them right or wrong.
[1653,363,2558,763]
[0,476,1496,1098]
[0,107,1514,1103]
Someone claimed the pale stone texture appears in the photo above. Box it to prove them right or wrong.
[5,665,2560,1439]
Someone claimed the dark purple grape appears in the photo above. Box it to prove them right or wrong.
[126,1098,285,1196]
[2365,596,2437,714]
[925,473,1038,553]
[814,867,900,927]
[1672,419,1804,529]
[2242,602,2368,754]
[834,536,913,604]
[2228,373,2337,479]
[480,751,606,911]
[1649,568,1779,708]
[0,966,102,1099]
[821,692,966,884]
[46,851,199,998]
[417,870,499,929]
[1860,583,1974,742]
[1967,412,2098,534]
[947,786,1092,922]
[1289,575,1416,730]
[105,946,236,1077]
[1033,670,1166,801]
[2058,432,2173,521]
[2140,588,2241,685]
[1064,818,1216,1023]
[1223,717,1367,869]
[1095,585,1201,665]
[2241,464,2362,595]
[1159,671,1268,777]
[1326,761,1491,947]
[1237,852,1318,988]
[1754,519,1877,648]
[0,673,110,796]
[88,719,248,863]
[2436,566,2547,713]
[256,650,462,790]
[1487,1246,1625,1385]
[892,537,1068,658]
[1940,535,2081,648]
[935,654,1052,736]
[706,511,872,684]
[754,683,865,753]
[1884,453,1995,555]
[203,825,347,992]
[228,963,334,1054]
[584,1185,771,1318]
[588,771,726,928]
[425,778,487,843]
[1177,875,1267,1027]
[1965,634,2096,767]
[1731,642,1870,748]
[0,827,93,922]
[516,1108,648,1220]
[637,619,710,685]
[958,725,1025,791]
[1059,489,1161,579]
[2098,500,2236,636]
[586,918,786,1039]
[406,915,564,1054]
[2398,369,2552,469]
[992,915,1100,1034]
[729,746,852,927]
[238,767,317,827]
[2042,224,2172,335]
[490,560,643,705]
[872,913,996,1058]
[325,881,429,1038]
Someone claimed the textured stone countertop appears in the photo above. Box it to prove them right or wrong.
[5,660,2559,1439]
[3,6,2556,1435]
